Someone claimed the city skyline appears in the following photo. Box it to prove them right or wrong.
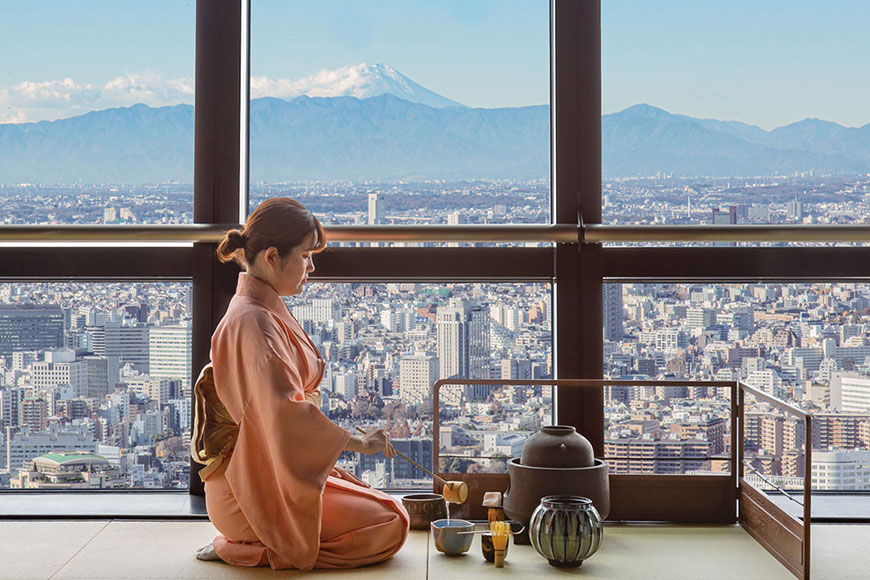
[4,178,870,492]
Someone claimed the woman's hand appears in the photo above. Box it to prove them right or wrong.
[345,428,395,457]
[330,466,370,487]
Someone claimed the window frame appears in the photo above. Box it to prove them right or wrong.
[0,0,593,502]
[9,0,865,523]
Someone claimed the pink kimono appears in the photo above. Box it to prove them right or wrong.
[204,273,409,570]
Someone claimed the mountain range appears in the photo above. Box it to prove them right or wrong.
[603,104,870,178]
[1,64,869,183]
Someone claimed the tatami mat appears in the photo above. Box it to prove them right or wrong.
[0,521,108,580]
[428,524,792,580]
[51,521,426,580]
[0,519,867,579]
[810,524,870,580]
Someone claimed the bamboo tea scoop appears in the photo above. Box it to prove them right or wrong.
[355,427,468,504]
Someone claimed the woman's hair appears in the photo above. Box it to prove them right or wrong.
[216,198,326,266]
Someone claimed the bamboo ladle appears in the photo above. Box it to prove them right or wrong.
[355,427,468,504]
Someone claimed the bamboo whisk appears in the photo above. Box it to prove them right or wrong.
[490,520,510,567]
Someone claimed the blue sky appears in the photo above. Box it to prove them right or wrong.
[603,0,870,129]
[1,1,867,129]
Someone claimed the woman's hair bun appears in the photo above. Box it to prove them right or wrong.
[226,229,247,249]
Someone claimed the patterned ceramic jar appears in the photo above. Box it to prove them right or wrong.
[529,495,602,567]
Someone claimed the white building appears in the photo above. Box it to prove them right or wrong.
[132,410,164,445]
[655,329,686,352]
[399,351,439,404]
[830,372,870,413]
[334,371,358,399]
[31,358,88,397]
[483,432,527,457]
[367,192,385,225]
[811,450,870,490]
[11,351,39,372]
[149,322,191,390]
[686,307,715,330]
[294,298,337,324]
[6,423,97,471]
[125,376,172,406]
[745,369,782,397]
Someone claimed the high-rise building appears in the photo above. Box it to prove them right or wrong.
[1,388,24,430]
[399,351,439,404]
[446,211,466,248]
[125,376,172,406]
[368,192,385,225]
[712,206,737,225]
[500,357,532,381]
[787,199,803,221]
[0,305,64,358]
[165,397,192,434]
[436,299,490,385]
[712,205,737,247]
[100,323,150,374]
[83,355,120,399]
[149,322,192,389]
[357,438,433,483]
[603,284,624,341]
[746,369,782,398]
[334,371,357,399]
[11,350,39,371]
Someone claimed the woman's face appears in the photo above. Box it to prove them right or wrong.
[261,232,317,296]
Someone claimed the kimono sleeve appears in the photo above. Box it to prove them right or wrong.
[250,349,350,487]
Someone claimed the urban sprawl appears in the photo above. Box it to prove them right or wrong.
[2,174,870,492]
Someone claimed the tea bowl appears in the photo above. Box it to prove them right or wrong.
[431,519,474,555]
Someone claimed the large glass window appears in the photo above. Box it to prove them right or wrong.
[0,282,192,490]
[0,2,195,224]
[249,1,550,230]
[602,2,870,233]
[605,282,870,490]
[285,282,552,487]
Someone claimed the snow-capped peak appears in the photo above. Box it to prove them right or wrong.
[251,63,465,108]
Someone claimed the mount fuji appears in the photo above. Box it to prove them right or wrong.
[252,63,466,109]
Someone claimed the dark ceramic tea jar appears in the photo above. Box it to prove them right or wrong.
[521,425,594,468]
[504,425,610,534]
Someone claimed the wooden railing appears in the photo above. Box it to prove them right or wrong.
[431,378,811,579]
[737,381,812,580]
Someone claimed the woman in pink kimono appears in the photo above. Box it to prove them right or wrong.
[193,198,409,570]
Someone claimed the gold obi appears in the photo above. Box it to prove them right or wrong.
[190,364,239,481]
[190,363,323,481]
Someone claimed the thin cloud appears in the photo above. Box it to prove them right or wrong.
[10,78,99,104]
[0,71,194,124]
